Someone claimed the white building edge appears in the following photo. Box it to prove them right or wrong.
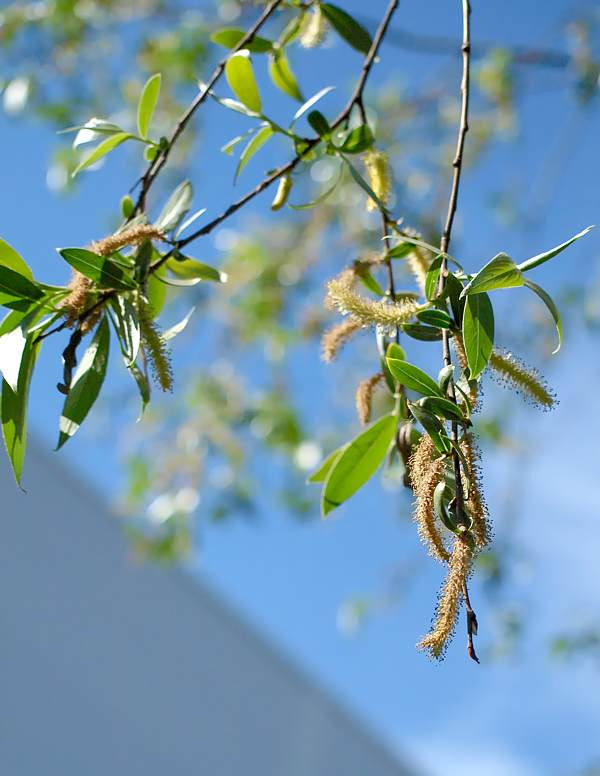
[1,444,415,775]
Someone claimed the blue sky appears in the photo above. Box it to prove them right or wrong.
[1,1,600,774]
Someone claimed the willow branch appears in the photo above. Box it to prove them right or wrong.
[435,0,478,663]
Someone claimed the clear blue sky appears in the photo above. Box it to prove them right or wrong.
[1,1,599,774]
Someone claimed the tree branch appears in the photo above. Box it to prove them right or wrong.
[435,0,479,663]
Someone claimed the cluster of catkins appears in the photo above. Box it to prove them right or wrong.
[60,224,173,392]
[319,151,557,657]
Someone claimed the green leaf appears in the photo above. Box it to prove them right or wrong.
[269,50,303,102]
[120,194,135,219]
[166,257,227,283]
[57,317,110,449]
[225,50,261,113]
[210,28,272,53]
[0,238,33,279]
[108,297,140,366]
[308,446,345,483]
[462,292,494,379]
[356,268,385,297]
[321,414,396,516]
[128,362,151,419]
[137,73,161,139]
[387,243,413,260]
[461,253,524,297]
[416,309,452,328]
[1,333,42,486]
[386,358,443,396]
[339,124,374,154]
[423,255,443,301]
[155,180,193,232]
[417,395,466,422]
[146,271,167,315]
[58,248,136,290]
[307,110,331,137]
[72,131,133,177]
[175,208,208,238]
[524,279,563,354]
[407,401,452,455]
[291,86,335,127]
[235,125,274,181]
[517,225,594,273]
[402,323,443,341]
[386,342,406,361]
[321,4,372,53]
[0,266,44,307]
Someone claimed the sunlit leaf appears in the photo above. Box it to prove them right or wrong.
[517,226,594,272]
[137,73,161,139]
[155,180,193,232]
[225,50,261,113]
[210,28,272,53]
[269,51,303,102]
[321,414,396,516]
[461,253,524,296]
[72,132,133,177]
[462,292,494,378]
[235,125,274,181]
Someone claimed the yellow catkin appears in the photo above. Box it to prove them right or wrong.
[139,301,173,392]
[355,372,384,426]
[321,318,362,363]
[409,435,451,563]
[89,224,165,257]
[61,224,166,327]
[461,433,491,549]
[299,6,328,48]
[363,150,392,212]
[489,348,556,410]
[326,271,418,331]
[405,246,432,295]
[417,537,473,659]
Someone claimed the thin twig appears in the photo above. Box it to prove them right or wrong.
[435,0,479,663]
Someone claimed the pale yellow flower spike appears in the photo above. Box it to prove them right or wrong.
[489,348,556,410]
[409,435,451,563]
[363,150,392,212]
[326,271,418,331]
[461,433,491,549]
[321,319,362,363]
[299,6,328,48]
[417,537,473,659]
[355,372,385,426]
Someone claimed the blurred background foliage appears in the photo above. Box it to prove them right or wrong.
[1,0,599,662]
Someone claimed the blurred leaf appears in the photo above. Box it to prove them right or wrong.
[155,180,193,232]
[321,4,372,53]
[73,132,133,176]
[269,50,303,101]
[137,73,161,139]
[235,125,274,181]
[211,28,272,53]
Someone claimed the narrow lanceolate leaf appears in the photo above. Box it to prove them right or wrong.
[407,402,452,455]
[0,266,44,307]
[321,4,372,53]
[321,414,396,516]
[225,50,261,114]
[0,238,33,279]
[524,279,563,354]
[137,73,161,139]
[163,308,195,342]
[417,395,466,423]
[462,292,494,379]
[308,445,346,484]
[166,257,227,283]
[72,132,133,177]
[58,248,136,290]
[268,51,303,101]
[235,125,274,181]
[461,253,524,297]
[1,333,41,486]
[57,317,110,449]
[210,28,273,53]
[386,358,443,397]
[155,180,193,232]
[108,297,140,366]
[517,225,594,273]
[416,309,453,328]
[291,86,335,127]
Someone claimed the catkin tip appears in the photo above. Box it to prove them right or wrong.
[321,319,362,363]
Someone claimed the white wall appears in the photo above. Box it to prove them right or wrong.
[0,444,413,776]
